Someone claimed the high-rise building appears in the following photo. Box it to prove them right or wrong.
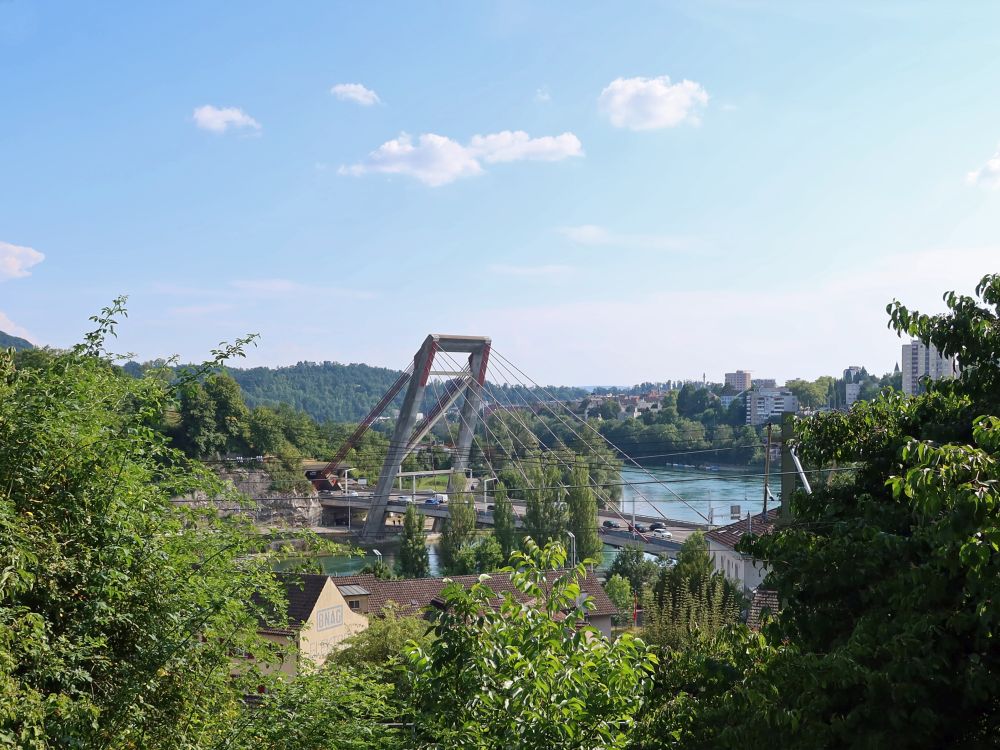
[844,382,861,408]
[724,371,752,391]
[746,388,799,426]
[901,339,957,396]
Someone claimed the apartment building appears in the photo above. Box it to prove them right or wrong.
[901,339,957,396]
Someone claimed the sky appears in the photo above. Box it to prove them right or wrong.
[2,1,1000,386]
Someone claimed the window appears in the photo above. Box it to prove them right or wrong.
[348,599,360,610]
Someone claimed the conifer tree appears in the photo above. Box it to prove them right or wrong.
[566,464,603,564]
[491,481,517,561]
[398,503,430,578]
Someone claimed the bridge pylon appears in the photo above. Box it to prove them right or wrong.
[353,334,490,539]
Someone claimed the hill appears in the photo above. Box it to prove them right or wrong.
[225,361,590,423]
[0,330,33,352]
[227,361,405,423]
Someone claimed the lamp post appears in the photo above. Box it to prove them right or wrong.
[343,467,356,531]
[565,530,576,568]
[372,548,382,571]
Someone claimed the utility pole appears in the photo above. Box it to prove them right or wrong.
[780,412,796,519]
[762,423,772,517]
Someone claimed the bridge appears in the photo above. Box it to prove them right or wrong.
[319,491,695,556]
[307,332,722,546]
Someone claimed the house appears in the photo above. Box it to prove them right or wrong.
[257,573,369,676]
[332,569,617,638]
[705,508,781,595]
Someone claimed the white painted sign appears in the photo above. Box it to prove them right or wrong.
[316,605,344,631]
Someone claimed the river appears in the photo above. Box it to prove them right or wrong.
[619,464,765,525]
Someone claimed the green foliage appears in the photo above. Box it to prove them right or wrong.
[397,504,430,578]
[406,539,658,748]
[230,663,402,750]
[607,545,662,594]
[0,307,286,749]
[438,494,477,574]
[566,464,603,564]
[358,559,396,580]
[523,464,569,544]
[604,574,633,627]
[330,602,432,689]
[0,329,32,352]
[491,482,517,560]
[636,273,1000,748]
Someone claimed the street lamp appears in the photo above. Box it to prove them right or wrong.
[565,530,576,568]
[372,549,382,570]
[343,467,356,532]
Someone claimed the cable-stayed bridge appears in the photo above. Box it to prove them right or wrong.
[312,333,721,544]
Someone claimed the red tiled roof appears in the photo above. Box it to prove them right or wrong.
[332,569,615,619]
[705,507,781,550]
[748,588,780,630]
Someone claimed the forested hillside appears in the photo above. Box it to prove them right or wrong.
[228,361,404,422]
[0,329,33,351]
[123,359,591,423]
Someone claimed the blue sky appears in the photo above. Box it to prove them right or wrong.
[2,1,1000,384]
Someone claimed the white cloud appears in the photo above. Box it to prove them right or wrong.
[557,224,689,251]
[192,105,261,134]
[230,278,301,294]
[598,75,708,130]
[0,311,32,340]
[468,131,582,163]
[331,83,381,106]
[465,247,998,385]
[966,148,1000,189]
[341,130,582,186]
[488,263,575,277]
[0,241,44,280]
[229,278,376,300]
[558,225,613,245]
[168,303,236,317]
[535,87,551,103]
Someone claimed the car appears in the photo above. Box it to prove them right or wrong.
[394,496,413,503]
[649,522,666,532]
[652,529,673,540]
[346,491,359,497]
[423,497,442,506]
[602,519,622,529]
[629,523,649,533]
[487,504,495,511]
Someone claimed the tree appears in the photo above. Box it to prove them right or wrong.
[671,531,713,583]
[231,663,402,750]
[203,372,250,453]
[598,399,622,420]
[604,574,634,627]
[397,504,430,578]
[607,545,661,594]
[473,534,504,573]
[523,464,568,545]
[439,494,477,574]
[0,302,287,748]
[565,464,603,564]
[637,274,1000,748]
[406,539,657,748]
[491,482,517,560]
[330,602,432,689]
